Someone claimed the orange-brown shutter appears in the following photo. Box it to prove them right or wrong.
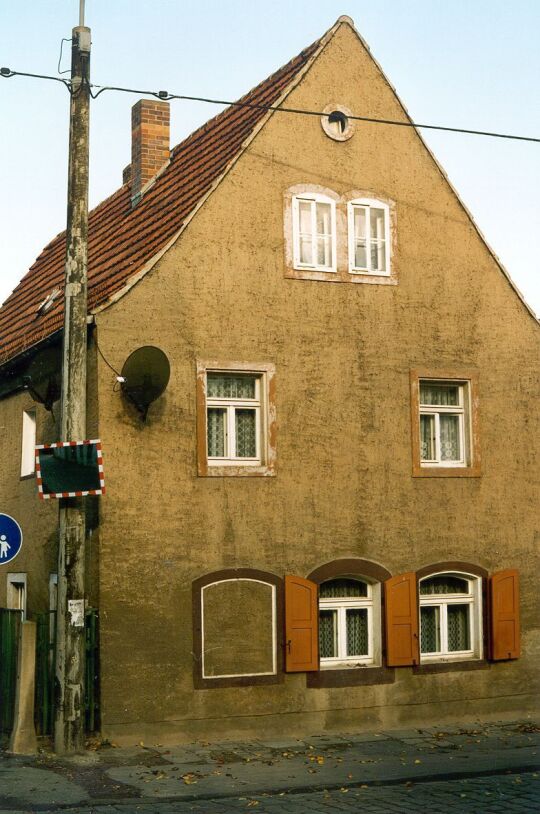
[284,575,319,672]
[384,573,419,667]
[490,569,520,660]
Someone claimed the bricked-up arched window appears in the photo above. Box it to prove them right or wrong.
[192,569,283,689]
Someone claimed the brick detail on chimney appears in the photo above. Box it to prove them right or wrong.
[131,99,170,202]
[122,164,132,185]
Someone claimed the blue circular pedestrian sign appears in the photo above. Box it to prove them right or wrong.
[0,514,23,565]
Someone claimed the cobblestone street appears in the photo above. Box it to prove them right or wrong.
[1,721,539,813]
[26,771,540,814]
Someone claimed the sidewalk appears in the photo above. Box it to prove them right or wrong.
[0,719,539,812]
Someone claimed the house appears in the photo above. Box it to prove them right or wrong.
[0,16,538,744]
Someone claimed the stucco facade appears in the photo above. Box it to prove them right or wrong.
[1,19,538,743]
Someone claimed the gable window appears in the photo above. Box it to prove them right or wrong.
[410,371,480,477]
[319,578,375,668]
[197,361,276,477]
[419,573,482,662]
[348,199,390,275]
[292,194,336,272]
[20,409,36,477]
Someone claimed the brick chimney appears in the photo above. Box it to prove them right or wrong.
[130,99,170,203]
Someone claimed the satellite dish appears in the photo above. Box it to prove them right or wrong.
[23,346,62,411]
[120,346,170,420]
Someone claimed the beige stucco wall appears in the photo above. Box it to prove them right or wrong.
[69,22,540,740]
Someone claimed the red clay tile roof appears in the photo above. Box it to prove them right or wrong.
[0,36,321,366]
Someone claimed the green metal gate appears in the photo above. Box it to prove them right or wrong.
[35,608,100,736]
[35,611,56,736]
[0,608,22,733]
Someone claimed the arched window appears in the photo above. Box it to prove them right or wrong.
[319,578,376,667]
[419,572,482,662]
[347,198,390,276]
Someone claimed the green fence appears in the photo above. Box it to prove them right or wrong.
[35,608,100,736]
[0,608,22,733]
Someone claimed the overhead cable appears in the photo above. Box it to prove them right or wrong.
[1,66,539,144]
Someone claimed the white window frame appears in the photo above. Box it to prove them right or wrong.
[348,198,391,276]
[201,578,277,679]
[20,409,36,477]
[319,579,379,669]
[419,380,469,468]
[206,373,262,466]
[7,573,27,620]
[419,572,482,663]
[292,193,337,272]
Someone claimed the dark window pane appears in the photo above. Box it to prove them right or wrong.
[320,579,368,598]
[420,606,440,653]
[420,576,469,595]
[235,409,256,458]
[319,610,337,658]
[447,604,470,651]
[346,608,368,656]
[207,374,255,399]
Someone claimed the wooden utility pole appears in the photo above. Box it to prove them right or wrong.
[54,11,91,754]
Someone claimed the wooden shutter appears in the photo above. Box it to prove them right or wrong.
[284,575,318,672]
[490,569,520,660]
[384,573,419,667]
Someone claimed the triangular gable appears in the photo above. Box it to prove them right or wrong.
[1,16,536,368]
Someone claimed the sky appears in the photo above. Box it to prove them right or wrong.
[0,1,539,316]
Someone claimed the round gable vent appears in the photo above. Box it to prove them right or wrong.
[321,104,354,142]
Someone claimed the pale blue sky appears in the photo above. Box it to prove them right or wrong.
[1,1,539,314]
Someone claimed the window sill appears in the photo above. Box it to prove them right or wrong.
[412,464,481,478]
[413,659,489,675]
[198,463,275,477]
[194,672,283,690]
[307,665,394,688]
[286,267,397,286]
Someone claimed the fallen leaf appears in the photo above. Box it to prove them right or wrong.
[138,741,144,747]
[347,773,353,779]
[414,759,421,764]
[340,787,349,793]
[247,801,259,807]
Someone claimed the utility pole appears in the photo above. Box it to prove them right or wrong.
[54,3,91,754]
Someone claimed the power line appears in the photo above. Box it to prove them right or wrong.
[1,66,539,144]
